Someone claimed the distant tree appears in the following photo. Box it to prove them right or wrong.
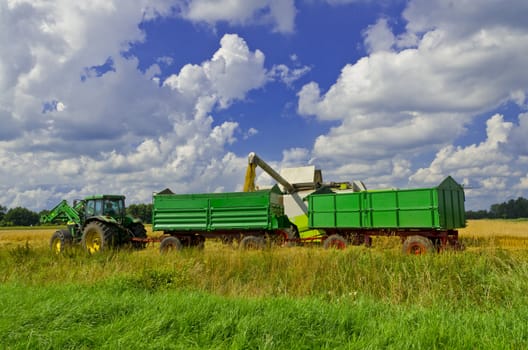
[465,210,489,219]
[488,197,528,219]
[127,203,153,224]
[4,207,40,226]
[0,205,6,222]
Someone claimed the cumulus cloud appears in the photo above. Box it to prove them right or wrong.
[0,1,276,211]
[269,64,311,87]
[518,174,528,190]
[164,34,267,109]
[178,0,296,33]
[411,114,514,184]
[363,18,395,53]
[410,113,528,208]
[297,0,528,207]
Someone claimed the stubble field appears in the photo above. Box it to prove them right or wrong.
[1,220,528,349]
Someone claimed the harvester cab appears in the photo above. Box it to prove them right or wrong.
[243,152,367,240]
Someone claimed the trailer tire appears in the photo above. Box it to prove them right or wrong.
[323,234,347,250]
[160,236,182,254]
[402,235,435,255]
[50,229,73,254]
[240,236,265,250]
[82,221,115,254]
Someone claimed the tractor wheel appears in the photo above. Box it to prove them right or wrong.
[82,221,115,254]
[239,235,265,250]
[50,229,73,254]
[160,236,182,254]
[130,223,147,250]
[323,234,347,250]
[402,235,435,255]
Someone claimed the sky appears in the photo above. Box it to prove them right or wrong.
[1,0,528,212]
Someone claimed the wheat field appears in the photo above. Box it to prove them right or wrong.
[1,219,528,349]
[1,219,527,251]
[458,219,528,250]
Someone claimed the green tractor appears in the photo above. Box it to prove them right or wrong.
[41,195,147,254]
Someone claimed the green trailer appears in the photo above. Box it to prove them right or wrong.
[307,176,466,253]
[152,185,296,252]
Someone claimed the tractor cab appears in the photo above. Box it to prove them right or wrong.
[84,195,125,223]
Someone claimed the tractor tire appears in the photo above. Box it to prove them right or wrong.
[159,236,182,254]
[50,229,73,254]
[82,221,115,254]
[323,234,347,250]
[239,235,265,250]
[402,235,435,255]
[130,223,148,250]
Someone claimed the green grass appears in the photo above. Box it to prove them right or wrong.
[1,283,527,349]
[1,244,528,348]
[2,222,528,349]
[2,244,528,306]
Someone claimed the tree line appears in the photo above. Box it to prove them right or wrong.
[0,205,41,226]
[0,203,153,227]
[466,197,528,219]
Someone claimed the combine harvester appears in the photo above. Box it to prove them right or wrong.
[152,152,465,254]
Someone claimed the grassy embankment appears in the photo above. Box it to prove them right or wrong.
[1,220,527,348]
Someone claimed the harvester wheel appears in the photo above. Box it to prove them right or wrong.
[82,221,115,254]
[402,235,435,255]
[240,236,265,250]
[285,226,301,247]
[160,236,182,254]
[130,223,147,250]
[323,234,347,250]
[50,229,73,254]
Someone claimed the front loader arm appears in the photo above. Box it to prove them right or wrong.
[40,200,81,225]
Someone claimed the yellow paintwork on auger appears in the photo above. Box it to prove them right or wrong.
[243,163,257,192]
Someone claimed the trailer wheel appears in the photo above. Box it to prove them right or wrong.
[240,236,265,250]
[402,235,435,255]
[50,229,73,254]
[160,236,182,254]
[323,234,347,250]
[82,222,115,254]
